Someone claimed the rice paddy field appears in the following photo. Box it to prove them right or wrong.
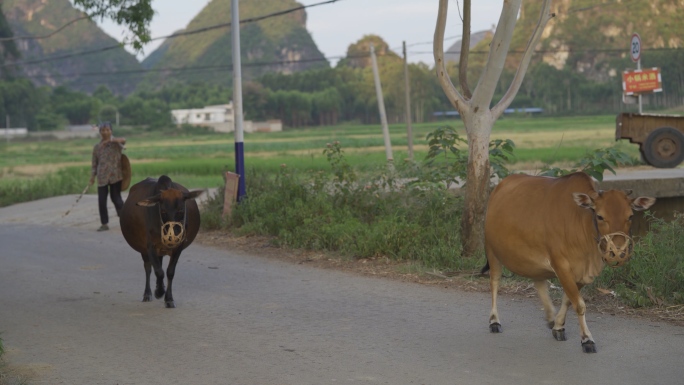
[0,114,640,206]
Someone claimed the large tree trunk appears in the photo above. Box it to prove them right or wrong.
[460,127,491,257]
[460,110,495,256]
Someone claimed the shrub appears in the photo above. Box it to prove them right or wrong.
[419,126,515,189]
[539,147,632,181]
[595,213,684,307]
[201,143,470,269]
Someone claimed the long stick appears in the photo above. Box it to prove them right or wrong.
[63,181,93,217]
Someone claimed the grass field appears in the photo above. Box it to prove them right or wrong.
[0,114,640,197]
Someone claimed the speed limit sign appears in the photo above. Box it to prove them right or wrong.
[630,33,641,62]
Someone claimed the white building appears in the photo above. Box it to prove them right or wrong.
[170,102,282,133]
[171,104,235,132]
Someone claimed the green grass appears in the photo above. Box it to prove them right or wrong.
[0,115,625,166]
[0,114,642,207]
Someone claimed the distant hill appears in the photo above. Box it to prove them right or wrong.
[139,0,328,89]
[510,0,684,81]
[2,0,142,95]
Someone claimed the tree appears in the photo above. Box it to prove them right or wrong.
[433,0,554,257]
[0,7,20,79]
[50,86,98,124]
[0,79,46,129]
[72,0,154,51]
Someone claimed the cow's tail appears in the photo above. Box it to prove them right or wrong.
[480,260,490,275]
[479,259,512,278]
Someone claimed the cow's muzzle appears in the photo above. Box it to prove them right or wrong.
[161,221,185,248]
[598,232,633,268]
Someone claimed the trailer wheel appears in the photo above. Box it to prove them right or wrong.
[643,127,684,168]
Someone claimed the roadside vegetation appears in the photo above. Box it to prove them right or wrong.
[198,125,683,310]
[0,334,26,385]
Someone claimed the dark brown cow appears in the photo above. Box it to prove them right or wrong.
[483,172,655,353]
[120,175,203,308]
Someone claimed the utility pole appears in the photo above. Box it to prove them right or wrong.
[370,43,393,163]
[637,57,643,114]
[402,41,414,160]
[231,0,246,201]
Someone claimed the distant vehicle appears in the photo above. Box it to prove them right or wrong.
[616,113,684,168]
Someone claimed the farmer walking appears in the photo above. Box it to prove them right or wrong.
[90,122,126,231]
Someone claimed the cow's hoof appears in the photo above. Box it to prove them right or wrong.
[552,329,567,341]
[582,340,597,353]
[142,294,152,302]
[155,287,166,299]
[165,301,176,309]
[547,321,555,329]
[489,323,502,333]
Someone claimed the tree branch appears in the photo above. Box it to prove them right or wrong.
[458,0,472,99]
[434,0,466,112]
[492,0,555,118]
[470,0,522,111]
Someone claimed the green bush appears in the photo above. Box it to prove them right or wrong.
[420,126,514,189]
[201,141,475,270]
[596,213,684,307]
[539,147,632,181]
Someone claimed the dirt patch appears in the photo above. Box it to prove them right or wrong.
[0,348,53,385]
[195,230,684,327]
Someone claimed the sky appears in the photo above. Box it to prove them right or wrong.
[98,0,505,66]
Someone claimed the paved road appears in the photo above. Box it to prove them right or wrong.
[1,195,683,384]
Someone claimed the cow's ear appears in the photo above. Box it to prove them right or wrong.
[136,195,161,207]
[573,192,595,210]
[623,189,633,196]
[632,196,656,211]
[184,190,205,201]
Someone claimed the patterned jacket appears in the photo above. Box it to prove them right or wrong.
[91,140,124,187]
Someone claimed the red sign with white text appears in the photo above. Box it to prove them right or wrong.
[622,68,662,95]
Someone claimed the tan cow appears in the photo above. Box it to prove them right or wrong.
[483,172,655,353]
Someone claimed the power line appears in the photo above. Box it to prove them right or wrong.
[417,0,641,56]
[15,46,684,84]
[14,54,362,82]
[5,0,674,84]
[1,0,344,69]
[410,47,684,55]
[0,15,90,42]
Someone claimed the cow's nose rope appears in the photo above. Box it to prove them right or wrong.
[598,232,633,268]
[161,221,185,248]
[591,211,633,268]
[159,201,188,249]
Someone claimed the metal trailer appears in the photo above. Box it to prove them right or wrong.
[615,112,684,168]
